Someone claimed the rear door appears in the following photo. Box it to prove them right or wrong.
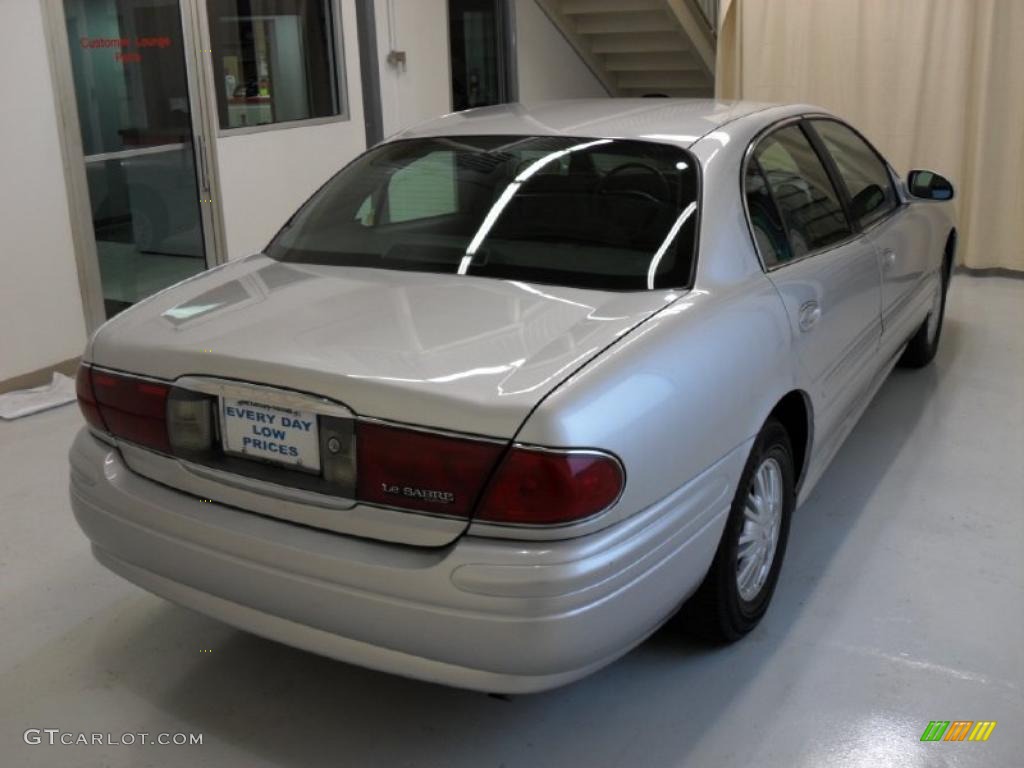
[745,121,883,451]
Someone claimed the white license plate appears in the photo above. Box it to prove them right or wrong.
[220,398,320,472]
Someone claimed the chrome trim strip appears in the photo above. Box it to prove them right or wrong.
[87,426,117,447]
[84,143,187,163]
[175,375,355,419]
[88,364,171,387]
[178,458,356,510]
[358,416,507,445]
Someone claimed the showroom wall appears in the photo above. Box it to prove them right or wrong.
[717,0,1024,272]
[0,1,88,387]
[374,0,453,140]
[217,0,368,260]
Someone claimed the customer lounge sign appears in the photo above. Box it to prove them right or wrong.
[79,35,173,63]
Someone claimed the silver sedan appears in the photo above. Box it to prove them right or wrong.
[70,99,956,693]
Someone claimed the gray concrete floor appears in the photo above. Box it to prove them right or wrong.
[1,275,1022,768]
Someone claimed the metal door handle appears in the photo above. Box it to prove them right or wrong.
[799,301,821,331]
[197,135,210,195]
[883,248,897,267]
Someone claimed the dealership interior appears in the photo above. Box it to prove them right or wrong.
[1,1,1021,766]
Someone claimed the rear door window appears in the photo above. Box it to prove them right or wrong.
[744,160,792,267]
[752,124,852,260]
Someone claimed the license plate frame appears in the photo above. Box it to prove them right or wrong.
[220,397,321,474]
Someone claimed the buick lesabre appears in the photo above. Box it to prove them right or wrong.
[70,100,956,693]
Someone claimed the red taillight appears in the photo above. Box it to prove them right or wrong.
[356,422,623,525]
[76,363,623,527]
[75,364,105,432]
[477,447,623,525]
[90,368,171,453]
[356,422,504,516]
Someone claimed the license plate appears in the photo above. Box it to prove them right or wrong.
[220,398,321,472]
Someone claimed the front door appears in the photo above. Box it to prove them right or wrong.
[803,118,929,359]
[62,0,217,319]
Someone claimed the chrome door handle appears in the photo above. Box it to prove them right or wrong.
[798,301,821,331]
[883,248,897,268]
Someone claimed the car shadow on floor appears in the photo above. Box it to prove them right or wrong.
[87,333,953,768]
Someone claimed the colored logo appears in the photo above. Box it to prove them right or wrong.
[921,721,997,742]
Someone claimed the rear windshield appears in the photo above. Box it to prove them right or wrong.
[267,135,700,291]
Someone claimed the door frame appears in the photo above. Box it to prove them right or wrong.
[447,0,518,112]
[355,0,384,147]
[41,0,227,334]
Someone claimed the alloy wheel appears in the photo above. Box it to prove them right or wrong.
[736,457,784,602]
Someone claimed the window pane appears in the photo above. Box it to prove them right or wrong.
[207,0,340,130]
[268,136,700,291]
[744,161,791,267]
[812,120,898,228]
[755,125,851,258]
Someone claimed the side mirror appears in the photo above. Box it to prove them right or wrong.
[907,170,955,201]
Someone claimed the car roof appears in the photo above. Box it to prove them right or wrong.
[393,99,791,147]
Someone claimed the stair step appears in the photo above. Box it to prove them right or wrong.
[559,0,663,14]
[615,70,711,89]
[602,52,701,72]
[589,32,688,54]
[572,10,675,35]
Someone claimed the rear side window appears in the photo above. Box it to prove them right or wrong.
[810,119,898,228]
[744,160,792,267]
[752,124,852,259]
[268,135,700,291]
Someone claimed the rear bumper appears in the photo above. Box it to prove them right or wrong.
[69,428,737,693]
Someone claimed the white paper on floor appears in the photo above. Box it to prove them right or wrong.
[0,372,77,420]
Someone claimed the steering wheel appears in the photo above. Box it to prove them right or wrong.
[595,162,672,204]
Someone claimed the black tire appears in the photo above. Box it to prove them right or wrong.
[899,245,953,369]
[682,418,796,642]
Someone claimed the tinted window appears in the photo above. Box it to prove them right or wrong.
[449,0,511,111]
[207,0,341,130]
[744,160,792,266]
[753,125,851,259]
[812,120,898,227]
[268,136,700,291]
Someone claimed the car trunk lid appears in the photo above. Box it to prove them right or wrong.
[88,255,678,545]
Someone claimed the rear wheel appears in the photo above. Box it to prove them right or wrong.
[683,418,795,641]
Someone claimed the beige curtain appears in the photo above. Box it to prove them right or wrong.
[717,0,1024,271]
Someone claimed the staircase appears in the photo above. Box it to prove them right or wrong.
[532,0,718,98]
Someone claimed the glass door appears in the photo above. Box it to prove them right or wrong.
[63,0,215,318]
[448,0,514,111]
